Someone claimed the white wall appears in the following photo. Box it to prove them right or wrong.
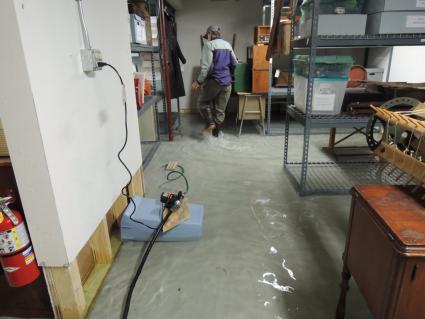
[176,0,263,110]
[388,46,425,82]
[0,0,141,266]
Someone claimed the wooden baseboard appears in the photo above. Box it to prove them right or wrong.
[44,168,144,319]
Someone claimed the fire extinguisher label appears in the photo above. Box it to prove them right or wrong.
[22,246,35,265]
[0,213,3,224]
[0,223,30,255]
[3,266,20,273]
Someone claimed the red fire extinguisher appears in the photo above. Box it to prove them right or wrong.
[0,197,40,287]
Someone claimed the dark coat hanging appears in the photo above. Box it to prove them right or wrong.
[164,10,186,99]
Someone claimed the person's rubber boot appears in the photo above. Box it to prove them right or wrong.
[200,108,216,134]
[212,123,221,138]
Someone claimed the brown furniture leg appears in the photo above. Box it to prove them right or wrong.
[335,257,351,319]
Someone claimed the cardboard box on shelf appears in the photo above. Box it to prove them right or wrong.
[129,1,153,46]
[366,0,425,14]
[130,14,147,45]
[302,14,367,37]
[367,11,425,34]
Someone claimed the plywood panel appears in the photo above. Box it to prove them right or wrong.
[139,106,158,142]
[128,168,145,197]
[89,219,113,264]
[77,242,95,286]
[252,44,269,69]
[252,70,269,94]
[44,261,86,319]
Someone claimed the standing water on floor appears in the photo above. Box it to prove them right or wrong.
[87,116,372,319]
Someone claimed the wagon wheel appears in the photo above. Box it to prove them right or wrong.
[366,97,421,151]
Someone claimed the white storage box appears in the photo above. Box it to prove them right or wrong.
[294,75,348,115]
[366,0,425,14]
[366,68,385,82]
[367,11,425,34]
[302,14,367,37]
[130,14,147,45]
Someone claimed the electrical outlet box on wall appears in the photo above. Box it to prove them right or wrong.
[80,49,103,72]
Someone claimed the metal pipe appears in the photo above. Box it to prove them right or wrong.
[75,0,92,50]
[159,0,174,141]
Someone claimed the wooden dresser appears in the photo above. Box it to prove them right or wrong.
[336,185,425,319]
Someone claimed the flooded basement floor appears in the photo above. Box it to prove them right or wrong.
[86,116,373,319]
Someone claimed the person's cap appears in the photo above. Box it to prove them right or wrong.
[203,25,221,39]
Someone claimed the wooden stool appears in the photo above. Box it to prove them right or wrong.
[236,93,265,137]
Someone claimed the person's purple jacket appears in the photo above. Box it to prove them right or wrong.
[197,38,237,86]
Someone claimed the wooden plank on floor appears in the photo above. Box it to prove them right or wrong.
[82,230,122,316]
[44,173,131,318]
[111,229,123,257]
[106,208,117,231]
[77,241,96,286]
[90,218,113,264]
[128,168,144,197]
[44,261,86,319]
[110,194,128,221]
[82,263,111,314]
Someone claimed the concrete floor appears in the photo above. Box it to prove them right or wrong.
[87,115,373,319]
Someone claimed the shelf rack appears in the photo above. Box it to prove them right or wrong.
[265,0,295,135]
[131,43,160,53]
[131,43,161,168]
[284,0,425,195]
[131,1,167,168]
[138,94,163,117]
[266,0,282,135]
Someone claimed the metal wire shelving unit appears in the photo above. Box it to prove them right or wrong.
[131,0,170,168]
[131,43,162,168]
[284,0,425,196]
[266,0,292,135]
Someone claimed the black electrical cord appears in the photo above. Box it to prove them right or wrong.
[99,62,180,318]
[99,62,156,231]
[122,206,174,319]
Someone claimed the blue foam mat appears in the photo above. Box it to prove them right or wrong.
[121,195,204,242]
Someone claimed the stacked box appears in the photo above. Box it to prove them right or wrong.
[293,55,353,115]
[130,14,147,45]
[300,0,367,36]
[366,0,425,34]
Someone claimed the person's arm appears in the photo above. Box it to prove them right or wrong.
[197,42,213,84]
[229,49,237,74]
